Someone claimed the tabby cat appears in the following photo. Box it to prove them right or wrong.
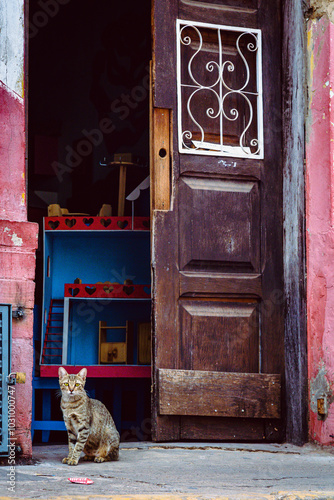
[58,367,120,465]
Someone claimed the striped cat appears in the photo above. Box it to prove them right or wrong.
[58,367,120,465]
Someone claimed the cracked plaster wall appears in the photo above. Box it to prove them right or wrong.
[0,0,38,456]
[306,9,334,444]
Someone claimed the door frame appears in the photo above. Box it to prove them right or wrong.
[282,0,308,445]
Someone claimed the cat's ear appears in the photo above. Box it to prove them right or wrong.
[78,368,87,381]
[58,367,68,379]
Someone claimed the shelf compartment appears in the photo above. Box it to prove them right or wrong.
[64,283,151,299]
[44,216,150,231]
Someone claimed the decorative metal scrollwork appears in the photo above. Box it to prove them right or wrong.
[177,20,263,159]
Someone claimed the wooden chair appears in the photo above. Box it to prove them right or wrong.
[98,320,134,364]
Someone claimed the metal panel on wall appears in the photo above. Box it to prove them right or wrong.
[0,304,12,456]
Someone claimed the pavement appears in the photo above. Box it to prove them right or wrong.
[0,442,334,500]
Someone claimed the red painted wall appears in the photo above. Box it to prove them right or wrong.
[0,81,38,456]
[306,15,334,444]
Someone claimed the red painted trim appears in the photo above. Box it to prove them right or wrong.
[44,216,150,231]
[40,365,151,378]
[64,283,151,299]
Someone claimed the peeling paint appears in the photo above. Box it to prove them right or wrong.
[0,79,23,104]
[0,1,24,97]
[11,232,23,246]
[310,362,333,418]
[310,0,334,24]
[306,14,334,442]
[307,26,315,109]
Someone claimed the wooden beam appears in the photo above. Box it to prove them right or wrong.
[282,0,308,445]
[118,164,127,216]
[150,107,171,212]
[158,369,281,419]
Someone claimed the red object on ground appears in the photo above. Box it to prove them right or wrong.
[68,477,94,485]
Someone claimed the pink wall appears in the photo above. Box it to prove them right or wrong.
[0,83,27,222]
[306,15,334,445]
[0,67,38,455]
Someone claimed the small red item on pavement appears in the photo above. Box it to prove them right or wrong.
[68,477,94,485]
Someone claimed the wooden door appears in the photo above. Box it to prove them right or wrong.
[151,0,284,441]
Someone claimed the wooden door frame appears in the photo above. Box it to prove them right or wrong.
[282,0,308,445]
[150,0,308,445]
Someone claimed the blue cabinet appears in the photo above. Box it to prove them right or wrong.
[40,216,151,370]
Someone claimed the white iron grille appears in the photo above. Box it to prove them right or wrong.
[177,20,263,159]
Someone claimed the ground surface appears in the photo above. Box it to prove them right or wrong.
[0,442,334,500]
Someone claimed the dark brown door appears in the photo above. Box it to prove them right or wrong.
[151,0,284,441]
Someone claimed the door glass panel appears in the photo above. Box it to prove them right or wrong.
[177,20,263,158]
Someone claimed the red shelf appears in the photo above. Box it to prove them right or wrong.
[64,283,151,299]
[44,216,150,231]
[40,365,151,378]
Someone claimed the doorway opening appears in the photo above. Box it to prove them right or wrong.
[28,0,152,444]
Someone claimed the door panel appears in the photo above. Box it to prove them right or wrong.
[180,300,259,373]
[151,0,284,441]
[179,178,260,273]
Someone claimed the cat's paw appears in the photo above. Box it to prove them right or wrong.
[66,458,79,465]
[94,456,107,463]
[62,457,70,464]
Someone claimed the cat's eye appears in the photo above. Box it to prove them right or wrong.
[75,383,79,387]
[64,382,69,386]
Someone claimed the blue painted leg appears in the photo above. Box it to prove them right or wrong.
[42,390,51,443]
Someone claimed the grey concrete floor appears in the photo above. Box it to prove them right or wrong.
[0,442,334,499]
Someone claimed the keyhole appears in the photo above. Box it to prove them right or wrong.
[159,148,167,158]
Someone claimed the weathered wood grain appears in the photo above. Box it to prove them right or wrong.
[179,0,257,26]
[179,272,262,297]
[151,210,181,441]
[152,0,177,109]
[180,300,260,373]
[179,155,262,180]
[282,0,308,445]
[178,177,261,274]
[180,416,266,441]
[152,0,285,441]
[150,108,171,211]
[158,369,281,419]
